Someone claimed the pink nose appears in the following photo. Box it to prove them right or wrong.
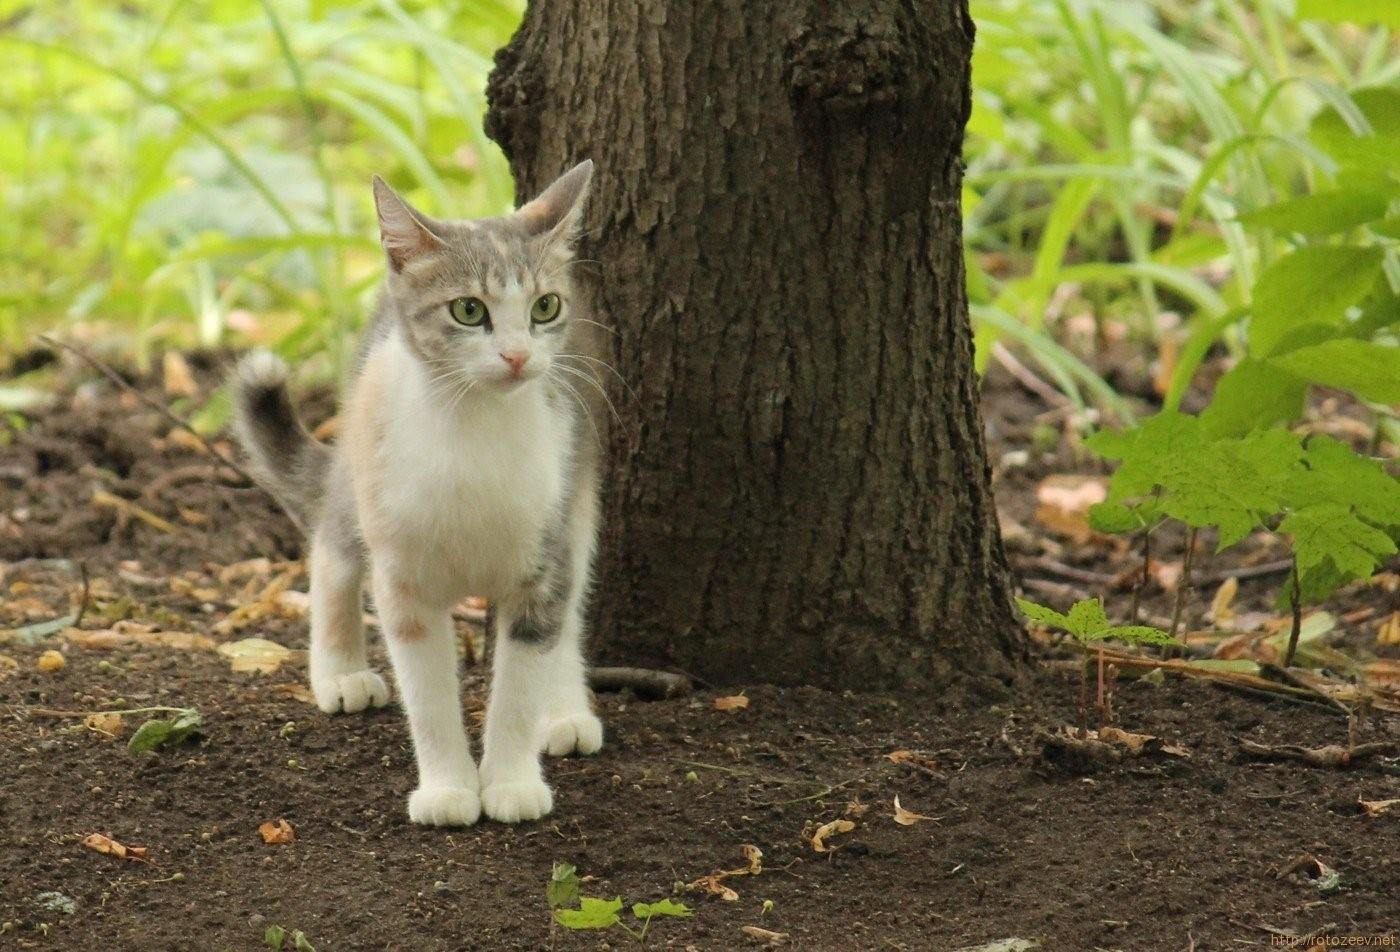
[499,351,530,376]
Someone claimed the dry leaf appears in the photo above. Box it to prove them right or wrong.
[714,694,749,712]
[740,925,789,945]
[741,844,763,874]
[1377,612,1400,647]
[165,428,207,455]
[219,638,296,674]
[92,489,176,534]
[64,628,216,652]
[177,507,210,526]
[37,649,66,673]
[1359,798,1400,818]
[0,654,18,681]
[1209,577,1239,625]
[162,352,198,397]
[83,713,123,735]
[687,844,763,901]
[690,875,739,901]
[258,819,295,844]
[808,818,855,852]
[82,833,148,861]
[271,682,317,705]
[1152,560,1183,593]
[1033,474,1107,543]
[843,799,870,819]
[1096,727,1159,755]
[892,795,936,826]
[886,749,914,764]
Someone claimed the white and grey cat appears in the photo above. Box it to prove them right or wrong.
[232,160,603,826]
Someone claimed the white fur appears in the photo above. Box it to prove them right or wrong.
[327,329,600,826]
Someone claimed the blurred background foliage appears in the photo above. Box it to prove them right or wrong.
[0,0,1395,411]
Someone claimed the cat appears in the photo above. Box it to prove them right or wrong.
[232,160,604,826]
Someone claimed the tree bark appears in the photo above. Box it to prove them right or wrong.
[486,0,1022,695]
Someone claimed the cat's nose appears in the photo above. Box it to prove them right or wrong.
[499,350,530,376]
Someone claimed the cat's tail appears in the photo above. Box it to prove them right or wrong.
[231,351,330,532]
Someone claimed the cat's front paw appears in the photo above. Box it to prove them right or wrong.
[481,776,554,823]
[312,669,391,714]
[542,711,604,757]
[408,786,482,826]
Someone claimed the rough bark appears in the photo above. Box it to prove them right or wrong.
[486,0,1023,695]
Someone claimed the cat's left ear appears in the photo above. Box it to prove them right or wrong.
[515,159,593,242]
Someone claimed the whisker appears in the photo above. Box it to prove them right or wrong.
[553,363,621,425]
[548,372,603,449]
[569,317,617,337]
[558,352,638,404]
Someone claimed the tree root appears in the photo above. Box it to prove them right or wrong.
[1238,739,1397,768]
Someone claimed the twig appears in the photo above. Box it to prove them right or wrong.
[72,561,90,629]
[1019,556,1117,587]
[991,342,1070,408]
[143,463,251,502]
[16,705,194,718]
[589,666,692,699]
[1129,530,1150,624]
[1283,557,1303,668]
[1194,559,1293,585]
[1168,527,1198,656]
[1239,738,1397,768]
[37,335,254,486]
[1260,663,1350,718]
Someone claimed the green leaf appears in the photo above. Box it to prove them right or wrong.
[292,931,316,952]
[1065,599,1109,639]
[1284,437,1400,530]
[1238,190,1388,234]
[547,863,580,910]
[1280,504,1396,585]
[127,709,203,755]
[1013,598,1070,630]
[1200,359,1306,437]
[264,926,286,951]
[1297,0,1400,30]
[1249,246,1384,357]
[554,897,624,931]
[1270,339,1400,405]
[1086,501,1148,534]
[1099,625,1179,647]
[631,899,693,920]
[1309,87,1400,176]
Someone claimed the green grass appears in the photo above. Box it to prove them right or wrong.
[0,0,1393,409]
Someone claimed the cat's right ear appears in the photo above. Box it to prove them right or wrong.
[373,176,445,273]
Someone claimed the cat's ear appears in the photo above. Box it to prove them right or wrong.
[515,159,593,242]
[372,176,445,272]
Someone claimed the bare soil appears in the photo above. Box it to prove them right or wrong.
[1,351,1397,951]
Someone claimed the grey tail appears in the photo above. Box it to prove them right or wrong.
[231,351,329,532]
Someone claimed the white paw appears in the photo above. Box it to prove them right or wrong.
[542,711,604,757]
[312,669,391,714]
[481,776,554,823]
[408,786,482,827]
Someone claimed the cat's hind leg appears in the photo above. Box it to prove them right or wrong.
[308,498,390,714]
[538,483,603,758]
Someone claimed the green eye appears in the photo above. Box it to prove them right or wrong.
[448,297,489,327]
[532,292,562,324]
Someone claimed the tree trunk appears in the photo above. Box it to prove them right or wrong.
[486,0,1022,695]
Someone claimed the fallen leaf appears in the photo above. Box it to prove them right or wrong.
[1359,798,1400,818]
[177,507,210,526]
[892,795,936,825]
[37,649,66,673]
[165,428,208,455]
[64,628,216,652]
[808,818,855,852]
[1095,726,1159,755]
[259,819,295,844]
[271,682,317,705]
[740,925,789,945]
[1033,474,1107,543]
[128,709,203,754]
[886,749,915,764]
[0,653,17,680]
[714,694,749,712]
[1378,612,1400,647]
[686,845,763,901]
[162,352,198,397]
[690,875,740,901]
[1209,577,1239,625]
[741,844,763,874]
[92,489,176,534]
[952,941,1039,952]
[843,799,870,819]
[83,713,123,735]
[82,833,148,861]
[219,637,295,674]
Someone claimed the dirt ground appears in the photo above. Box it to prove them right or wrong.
[1,350,1398,951]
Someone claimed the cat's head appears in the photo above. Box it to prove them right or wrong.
[372,160,593,394]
